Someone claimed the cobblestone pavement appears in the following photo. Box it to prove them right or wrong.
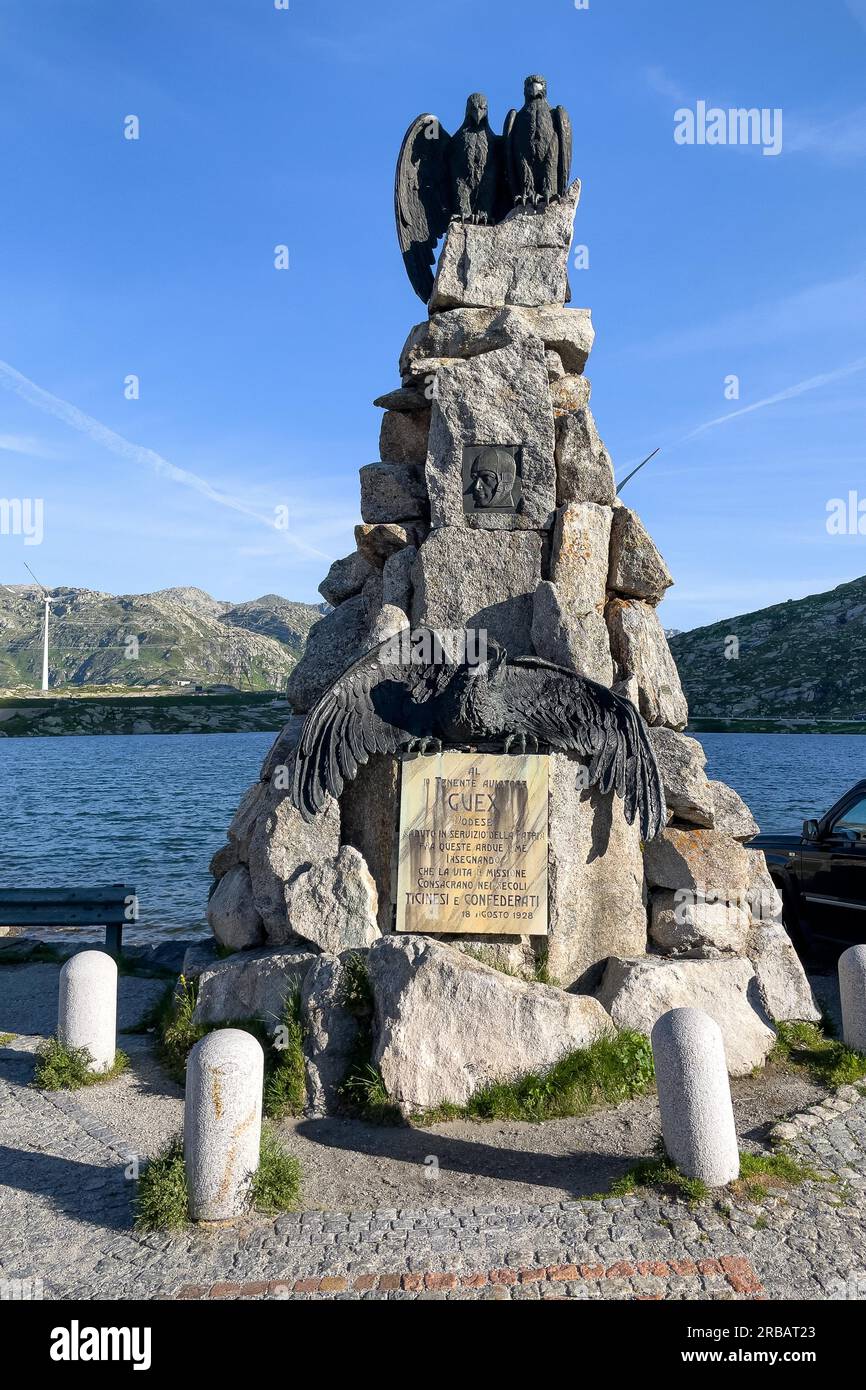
[2,1034,865,1301]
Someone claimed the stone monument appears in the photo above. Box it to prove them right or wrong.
[203,77,819,1113]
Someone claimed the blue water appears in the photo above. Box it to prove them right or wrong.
[0,732,273,942]
[0,731,864,940]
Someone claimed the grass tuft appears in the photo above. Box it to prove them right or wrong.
[154,976,308,1118]
[33,1037,129,1091]
[416,1030,655,1126]
[772,1020,866,1089]
[263,989,306,1119]
[0,1032,14,1047]
[601,1145,824,1205]
[134,1125,301,1231]
[607,1153,709,1203]
[731,1149,823,1201]
[134,1136,188,1231]
[250,1124,302,1214]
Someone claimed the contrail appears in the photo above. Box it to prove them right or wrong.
[0,358,331,561]
[683,355,866,441]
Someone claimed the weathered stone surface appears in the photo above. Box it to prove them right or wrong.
[259,715,304,783]
[185,1029,263,1222]
[652,1008,740,1186]
[649,888,750,956]
[430,182,580,311]
[839,945,866,1052]
[608,507,673,604]
[550,374,592,417]
[551,502,612,615]
[554,409,614,507]
[368,934,612,1111]
[644,827,751,897]
[373,385,429,412]
[711,780,760,839]
[247,786,340,938]
[648,727,715,828]
[288,847,380,954]
[411,527,542,654]
[381,545,416,611]
[747,923,820,1023]
[208,842,238,880]
[227,780,268,862]
[193,947,317,1026]
[545,349,565,380]
[425,337,555,531]
[598,955,775,1076]
[318,550,375,606]
[368,603,410,647]
[606,598,689,729]
[286,595,370,714]
[745,848,784,926]
[547,754,648,990]
[181,940,220,980]
[207,864,265,952]
[354,522,410,569]
[58,951,117,1074]
[359,462,428,524]
[399,304,594,379]
[301,952,362,1116]
[379,408,431,466]
[531,581,614,684]
[340,755,400,933]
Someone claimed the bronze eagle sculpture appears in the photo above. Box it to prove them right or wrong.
[395,93,504,303]
[503,74,572,208]
[291,630,666,841]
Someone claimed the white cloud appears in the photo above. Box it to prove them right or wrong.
[0,359,331,561]
[644,65,687,104]
[786,105,866,164]
[683,356,866,441]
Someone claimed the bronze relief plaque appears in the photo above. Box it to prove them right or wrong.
[395,750,548,936]
[462,444,524,514]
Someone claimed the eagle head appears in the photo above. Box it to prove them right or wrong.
[465,92,489,127]
[467,636,507,687]
[524,74,547,101]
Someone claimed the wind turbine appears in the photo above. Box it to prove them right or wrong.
[23,562,53,691]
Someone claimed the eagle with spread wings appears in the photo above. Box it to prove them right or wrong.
[291,631,666,841]
[394,93,505,303]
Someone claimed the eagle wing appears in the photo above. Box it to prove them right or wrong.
[394,114,452,303]
[291,631,458,821]
[553,105,572,194]
[501,658,666,840]
[501,107,518,203]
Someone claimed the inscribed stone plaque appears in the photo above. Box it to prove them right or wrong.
[395,751,548,936]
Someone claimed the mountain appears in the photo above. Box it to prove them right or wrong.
[669,575,866,721]
[0,586,323,691]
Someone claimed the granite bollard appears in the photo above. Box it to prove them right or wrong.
[57,949,117,1074]
[839,945,866,1053]
[184,1029,264,1222]
[651,1007,739,1187]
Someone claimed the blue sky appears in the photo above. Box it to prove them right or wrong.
[0,0,864,631]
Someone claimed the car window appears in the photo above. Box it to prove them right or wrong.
[833,796,866,839]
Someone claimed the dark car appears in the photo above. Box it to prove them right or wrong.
[751,780,866,953]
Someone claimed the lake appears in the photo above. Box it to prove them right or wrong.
[1,731,864,942]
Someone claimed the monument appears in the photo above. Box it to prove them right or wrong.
[203,76,819,1114]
